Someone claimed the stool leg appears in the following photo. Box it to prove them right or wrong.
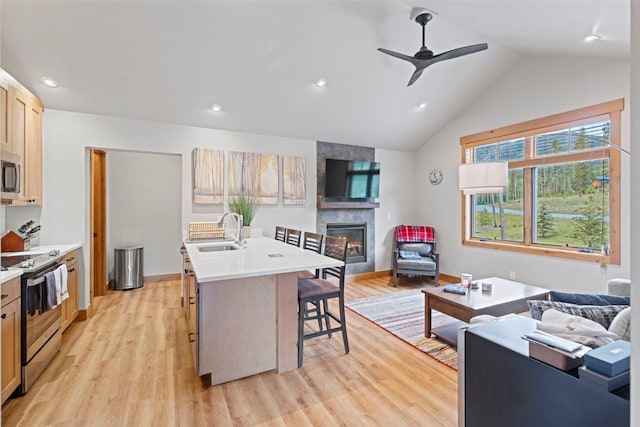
[339,295,349,354]
[323,299,332,338]
[298,299,305,367]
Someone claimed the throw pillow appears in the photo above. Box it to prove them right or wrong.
[538,309,620,348]
[608,307,631,341]
[527,300,629,329]
[398,250,421,259]
[549,290,630,306]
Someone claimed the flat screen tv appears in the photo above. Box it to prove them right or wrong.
[324,158,380,201]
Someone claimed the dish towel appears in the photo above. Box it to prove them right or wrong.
[58,264,69,302]
[43,271,58,312]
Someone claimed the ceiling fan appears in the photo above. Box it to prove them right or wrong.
[378,8,488,86]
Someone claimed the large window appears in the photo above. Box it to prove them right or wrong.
[461,99,623,264]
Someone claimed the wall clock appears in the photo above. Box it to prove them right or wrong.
[429,168,443,185]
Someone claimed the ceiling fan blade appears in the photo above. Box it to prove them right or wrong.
[378,48,418,65]
[429,43,488,65]
[407,69,424,86]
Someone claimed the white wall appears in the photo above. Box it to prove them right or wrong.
[374,148,419,271]
[37,111,320,308]
[629,0,638,423]
[416,56,630,293]
[106,149,182,278]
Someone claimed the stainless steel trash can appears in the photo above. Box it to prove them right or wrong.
[114,246,144,290]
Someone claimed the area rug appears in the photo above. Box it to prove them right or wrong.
[346,289,458,370]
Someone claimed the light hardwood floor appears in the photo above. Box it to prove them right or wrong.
[1,275,457,426]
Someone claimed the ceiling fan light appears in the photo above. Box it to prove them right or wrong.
[211,104,223,112]
[40,76,58,88]
[583,34,601,42]
[315,78,327,88]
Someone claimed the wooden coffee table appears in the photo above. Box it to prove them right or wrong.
[422,277,549,345]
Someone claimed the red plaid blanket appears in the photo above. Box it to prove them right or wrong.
[395,225,435,243]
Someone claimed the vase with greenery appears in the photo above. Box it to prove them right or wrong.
[228,194,260,231]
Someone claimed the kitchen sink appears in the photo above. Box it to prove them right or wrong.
[197,244,239,252]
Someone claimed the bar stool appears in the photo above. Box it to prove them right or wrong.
[275,226,286,242]
[285,228,302,247]
[297,236,349,367]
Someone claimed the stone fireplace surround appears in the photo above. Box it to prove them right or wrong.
[316,141,375,275]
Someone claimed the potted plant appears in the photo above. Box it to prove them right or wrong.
[228,193,260,237]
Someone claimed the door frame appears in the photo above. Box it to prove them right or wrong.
[90,149,107,299]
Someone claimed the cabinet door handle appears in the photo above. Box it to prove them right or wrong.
[189,297,195,305]
[188,332,196,342]
[1,313,6,319]
[1,294,7,300]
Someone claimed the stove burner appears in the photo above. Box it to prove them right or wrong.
[0,250,61,273]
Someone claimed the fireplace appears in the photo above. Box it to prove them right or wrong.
[326,222,367,264]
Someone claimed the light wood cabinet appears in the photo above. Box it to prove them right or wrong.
[61,250,79,332]
[181,247,197,366]
[0,77,10,152]
[1,69,43,205]
[1,277,21,404]
[12,90,42,205]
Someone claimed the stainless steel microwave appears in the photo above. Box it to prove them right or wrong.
[1,149,21,199]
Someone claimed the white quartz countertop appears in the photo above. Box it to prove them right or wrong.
[184,237,343,282]
[1,243,82,284]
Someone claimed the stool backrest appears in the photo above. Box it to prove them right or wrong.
[302,231,323,254]
[285,228,302,247]
[275,226,286,242]
[323,236,348,283]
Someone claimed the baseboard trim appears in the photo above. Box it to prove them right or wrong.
[439,272,460,284]
[144,273,180,283]
[349,269,459,285]
[78,303,93,321]
[350,270,392,281]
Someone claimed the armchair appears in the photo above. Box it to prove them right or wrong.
[392,225,439,287]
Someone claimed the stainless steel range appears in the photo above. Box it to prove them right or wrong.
[2,250,63,394]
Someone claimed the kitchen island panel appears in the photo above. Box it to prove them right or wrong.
[199,275,278,385]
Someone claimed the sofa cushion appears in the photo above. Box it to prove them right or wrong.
[549,291,630,306]
[608,307,631,341]
[398,242,432,257]
[527,300,628,329]
[396,257,437,271]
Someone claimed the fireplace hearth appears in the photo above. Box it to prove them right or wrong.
[326,222,367,264]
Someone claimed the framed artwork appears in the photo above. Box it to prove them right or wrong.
[192,147,224,204]
[282,155,306,205]
[228,151,278,204]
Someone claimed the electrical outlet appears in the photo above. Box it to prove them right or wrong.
[509,271,516,280]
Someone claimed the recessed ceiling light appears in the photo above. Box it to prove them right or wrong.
[40,76,58,88]
[417,102,428,110]
[583,34,601,42]
[315,78,327,88]
[211,104,223,112]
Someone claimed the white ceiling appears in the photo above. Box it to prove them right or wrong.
[0,0,630,152]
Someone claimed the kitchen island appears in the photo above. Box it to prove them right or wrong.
[183,237,343,386]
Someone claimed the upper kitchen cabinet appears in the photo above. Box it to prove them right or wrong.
[0,77,10,152]
[1,69,43,205]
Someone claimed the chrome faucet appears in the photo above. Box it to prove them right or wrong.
[218,212,244,244]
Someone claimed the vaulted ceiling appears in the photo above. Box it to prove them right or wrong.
[0,1,630,152]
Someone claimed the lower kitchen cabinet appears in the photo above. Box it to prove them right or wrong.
[61,249,79,332]
[187,271,198,368]
[1,277,21,404]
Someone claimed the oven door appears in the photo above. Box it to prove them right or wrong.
[24,272,62,362]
